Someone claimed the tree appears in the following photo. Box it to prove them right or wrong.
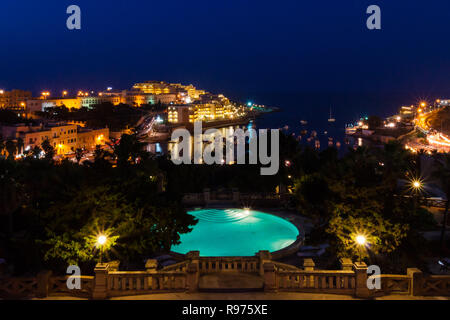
[5,140,17,160]
[40,185,196,267]
[16,138,24,156]
[75,148,85,164]
[0,140,5,157]
[327,203,409,262]
[294,173,333,226]
[111,134,147,168]
[31,145,42,158]
[432,154,450,249]
[41,139,55,162]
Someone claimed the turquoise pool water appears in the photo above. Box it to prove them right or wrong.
[171,209,299,256]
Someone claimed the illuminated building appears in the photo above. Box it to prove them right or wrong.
[132,81,206,103]
[77,128,109,150]
[1,122,109,156]
[168,101,236,124]
[27,98,82,113]
[0,89,32,111]
[21,123,78,155]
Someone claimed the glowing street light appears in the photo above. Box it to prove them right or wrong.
[62,90,68,97]
[355,234,367,263]
[41,91,50,99]
[412,180,422,189]
[356,235,366,245]
[96,234,108,263]
[97,235,107,246]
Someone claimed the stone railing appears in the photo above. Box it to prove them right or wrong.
[0,276,38,299]
[422,275,450,296]
[198,257,260,274]
[371,275,411,296]
[275,270,356,295]
[48,275,94,298]
[104,271,186,298]
[1,253,449,299]
[161,260,190,272]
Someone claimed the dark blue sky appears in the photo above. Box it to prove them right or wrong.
[1,0,450,106]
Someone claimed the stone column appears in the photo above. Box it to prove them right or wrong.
[257,250,272,276]
[145,259,158,273]
[263,263,277,292]
[407,268,423,296]
[303,258,315,271]
[36,270,52,298]
[92,263,110,300]
[340,258,353,271]
[186,262,199,293]
[353,262,370,298]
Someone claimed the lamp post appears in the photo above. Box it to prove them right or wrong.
[96,235,107,263]
[355,235,366,264]
[411,179,424,213]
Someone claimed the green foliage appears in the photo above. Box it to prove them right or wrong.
[0,136,196,274]
[327,203,409,261]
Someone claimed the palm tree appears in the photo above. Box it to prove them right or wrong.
[432,154,450,249]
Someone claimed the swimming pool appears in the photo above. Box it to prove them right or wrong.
[171,208,300,256]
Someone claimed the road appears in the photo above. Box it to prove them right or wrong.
[413,108,450,152]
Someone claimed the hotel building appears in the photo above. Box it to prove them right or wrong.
[1,122,109,155]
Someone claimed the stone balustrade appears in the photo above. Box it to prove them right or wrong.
[1,252,449,299]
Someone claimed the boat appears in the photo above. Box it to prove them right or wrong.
[328,107,336,122]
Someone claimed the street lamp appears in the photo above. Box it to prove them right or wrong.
[412,180,421,190]
[355,235,366,264]
[96,234,108,263]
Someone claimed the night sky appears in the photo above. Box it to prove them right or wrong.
[1,1,450,124]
